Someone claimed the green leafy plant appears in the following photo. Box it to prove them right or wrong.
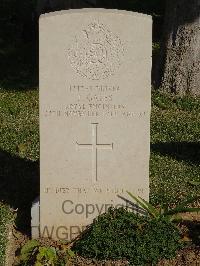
[65,248,75,261]
[20,240,39,265]
[17,240,74,266]
[127,191,200,222]
[35,246,58,266]
[73,207,183,265]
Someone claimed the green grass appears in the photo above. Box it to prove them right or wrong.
[150,91,200,205]
[0,89,39,160]
[0,203,13,264]
[0,88,39,265]
[0,89,199,264]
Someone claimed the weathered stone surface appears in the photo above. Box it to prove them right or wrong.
[31,197,40,238]
[39,9,152,240]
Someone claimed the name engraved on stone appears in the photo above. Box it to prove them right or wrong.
[69,85,120,92]
[76,123,113,182]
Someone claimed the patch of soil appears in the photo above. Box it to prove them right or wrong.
[56,248,200,265]
[158,246,200,266]
[70,257,129,266]
[5,225,28,266]
[68,247,200,265]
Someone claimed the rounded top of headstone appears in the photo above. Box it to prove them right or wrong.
[40,8,152,21]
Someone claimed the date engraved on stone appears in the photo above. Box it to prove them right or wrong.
[68,22,125,80]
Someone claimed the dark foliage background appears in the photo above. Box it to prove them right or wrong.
[0,0,164,89]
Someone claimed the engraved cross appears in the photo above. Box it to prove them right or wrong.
[76,123,113,182]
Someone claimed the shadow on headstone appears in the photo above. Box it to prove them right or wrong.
[0,150,39,235]
[151,142,200,165]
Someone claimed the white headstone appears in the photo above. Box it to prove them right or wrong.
[39,9,152,241]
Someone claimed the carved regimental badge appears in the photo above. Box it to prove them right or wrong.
[68,22,125,80]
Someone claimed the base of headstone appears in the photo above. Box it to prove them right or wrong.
[31,196,40,239]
